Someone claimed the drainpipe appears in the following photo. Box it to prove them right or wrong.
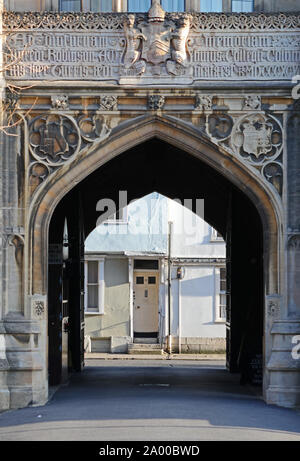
[177,266,185,355]
[167,221,173,354]
[178,272,181,354]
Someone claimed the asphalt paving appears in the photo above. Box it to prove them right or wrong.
[0,358,300,441]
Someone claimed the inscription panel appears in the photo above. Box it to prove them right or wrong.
[3,12,300,84]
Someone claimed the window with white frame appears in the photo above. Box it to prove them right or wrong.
[200,0,222,12]
[84,259,105,314]
[215,266,226,322]
[232,0,253,12]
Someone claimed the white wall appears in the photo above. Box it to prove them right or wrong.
[171,265,226,338]
[167,198,226,258]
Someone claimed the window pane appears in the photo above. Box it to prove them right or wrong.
[90,0,113,11]
[148,276,156,284]
[220,267,226,291]
[200,0,222,12]
[232,0,253,12]
[134,259,159,270]
[88,285,99,309]
[219,294,226,319]
[136,276,144,284]
[60,0,81,11]
[128,0,151,12]
[162,0,185,12]
[88,261,98,283]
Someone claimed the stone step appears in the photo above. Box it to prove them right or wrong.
[128,343,165,355]
[133,338,158,344]
[129,343,162,349]
[128,348,165,355]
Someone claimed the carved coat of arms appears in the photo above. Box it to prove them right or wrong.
[122,0,191,78]
[241,120,273,158]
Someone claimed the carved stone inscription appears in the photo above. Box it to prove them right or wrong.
[6,33,123,80]
[4,10,300,83]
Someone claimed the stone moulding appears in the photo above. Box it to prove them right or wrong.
[3,12,300,32]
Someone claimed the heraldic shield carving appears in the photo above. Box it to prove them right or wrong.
[29,114,80,166]
[231,113,283,165]
[121,0,192,82]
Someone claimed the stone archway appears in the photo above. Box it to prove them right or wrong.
[26,115,283,407]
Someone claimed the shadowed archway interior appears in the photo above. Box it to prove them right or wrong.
[48,138,263,387]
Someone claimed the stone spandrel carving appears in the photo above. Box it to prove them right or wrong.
[231,113,283,165]
[121,2,192,82]
[28,113,112,195]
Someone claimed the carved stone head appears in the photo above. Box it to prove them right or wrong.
[127,14,135,28]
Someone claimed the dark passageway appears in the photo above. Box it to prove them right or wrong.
[48,139,264,390]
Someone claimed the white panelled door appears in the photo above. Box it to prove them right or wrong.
[133,271,159,334]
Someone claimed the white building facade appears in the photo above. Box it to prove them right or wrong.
[84,192,226,353]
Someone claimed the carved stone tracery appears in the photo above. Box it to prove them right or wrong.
[4,12,300,32]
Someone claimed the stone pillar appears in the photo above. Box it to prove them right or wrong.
[266,105,300,408]
[0,0,47,410]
